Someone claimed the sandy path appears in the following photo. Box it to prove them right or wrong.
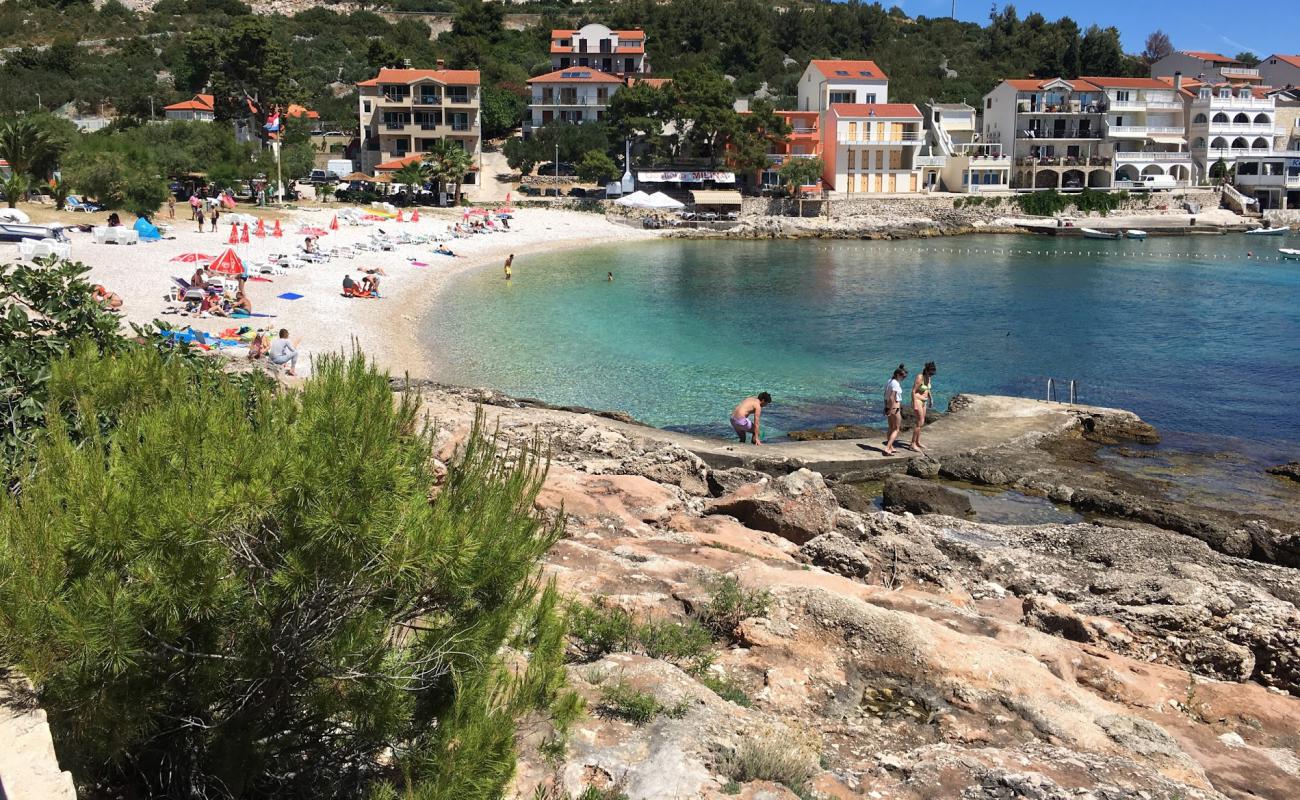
[14,206,658,378]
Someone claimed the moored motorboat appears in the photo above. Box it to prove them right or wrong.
[1081,227,1121,240]
[1280,248,1300,260]
[1245,226,1289,236]
[0,222,70,244]
[1125,229,1147,240]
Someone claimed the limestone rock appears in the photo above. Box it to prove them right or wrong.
[0,672,77,800]
[800,532,873,579]
[881,474,973,517]
[1266,461,1300,482]
[705,467,768,498]
[705,468,838,545]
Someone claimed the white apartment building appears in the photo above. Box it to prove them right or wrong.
[1259,55,1300,90]
[1151,51,1262,86]
[356,65,481,178]
[526,69,623,132]
[1231,150,1300,210]
[982,77,1191,189]
[1185,82,1276,183]
[919,102,1010,192]
[797,60,889,112]
[549,24,648,76]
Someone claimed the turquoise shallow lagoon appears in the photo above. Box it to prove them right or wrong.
[424,234,1300,447]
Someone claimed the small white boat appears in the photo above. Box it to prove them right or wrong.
[1125,229,1148,240]
[1245,226,1289,236]
[1081,227,1121,240]
[1280,248,1300,260]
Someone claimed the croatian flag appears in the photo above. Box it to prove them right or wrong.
[264,112,281,133]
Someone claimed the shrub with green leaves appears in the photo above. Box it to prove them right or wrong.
[717,735,819,795]
[0,258,126,476]
[568,600,714,674]
[0,348,576,800]
[597,680,688,725]
[696,575,772,641]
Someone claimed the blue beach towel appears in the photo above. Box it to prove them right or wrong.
[277,292,304,300]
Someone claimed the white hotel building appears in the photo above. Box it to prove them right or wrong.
[982,77,1192,189]
[1183,82,1278,183]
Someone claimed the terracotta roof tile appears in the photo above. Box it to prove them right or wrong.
[1183,51,1236,63]
[1078,76,1174,90]
[357,68,480,87]
[828,102,921,118]
[810,60,887,81]
[528,68,624,84]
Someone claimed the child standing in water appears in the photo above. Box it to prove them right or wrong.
[729,392,771,445]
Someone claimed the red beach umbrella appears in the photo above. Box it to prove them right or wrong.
[254,218,266,237]
[227,222,239,244]
[329,214,339,231]
[241,223,250,244]
[396,209,405,223]
[170,252,213,263]
[272,219,283,238]
[411,209,420,222]
[298,226,328,236]
[207,248,245,276]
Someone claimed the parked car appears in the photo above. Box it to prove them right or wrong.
[306,169,341,184]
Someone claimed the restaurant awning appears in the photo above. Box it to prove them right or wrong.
[689,189,743,206]
[1148,135,1187,145]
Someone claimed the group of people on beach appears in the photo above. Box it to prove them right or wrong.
[728,362,936,456]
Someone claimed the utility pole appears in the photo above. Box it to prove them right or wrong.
[554,143,559,179]
[951,0,956,19]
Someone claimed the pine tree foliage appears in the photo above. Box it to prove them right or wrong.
[0,347,577,799]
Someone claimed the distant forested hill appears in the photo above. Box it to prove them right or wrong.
[2,0,1146,126]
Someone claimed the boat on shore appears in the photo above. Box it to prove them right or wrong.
[1125,229,1147,240]
[1280,248,1300,260]
[1246,226,1290,236]
[1081,228,1122,240]
[0,222,70,244]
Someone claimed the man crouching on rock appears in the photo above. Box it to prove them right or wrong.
[730,392,771,445]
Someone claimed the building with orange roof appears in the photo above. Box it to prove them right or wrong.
[982,76,1193,189]
[163,94,216,122]
[1151,51,1261,86]
[796,60,888,112]
[355,61,481,177]
[527,68,625,132]
[1259,55,1300,90]
[820,103,928,194]
[549,24,649,76]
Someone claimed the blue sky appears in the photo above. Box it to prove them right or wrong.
[900,0,1295,58]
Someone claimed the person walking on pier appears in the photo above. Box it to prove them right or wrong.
[910,361,936,452]
[883,364,907,455]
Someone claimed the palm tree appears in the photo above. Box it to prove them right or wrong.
[422,139,474,206]
[391,160,431,202]
[0,117,52,207]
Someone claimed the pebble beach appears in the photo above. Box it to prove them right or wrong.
[21,205,659,378]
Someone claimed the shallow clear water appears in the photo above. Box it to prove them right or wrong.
[425,234,1300,446]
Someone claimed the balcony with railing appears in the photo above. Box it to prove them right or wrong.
[446,91,476,105]
[415,94,442,107]
[1206,121,1278,135]
[1208,146,1272,157]
[1199,95,1273,110]
[838,135,925,145]
[1219,66,1261,79]
[532,95,607,107]
[1114,151,1193,163]
[1016,156,1110,167]
[1016,128,1103,140]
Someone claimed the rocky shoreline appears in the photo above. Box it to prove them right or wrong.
[404,385,1300,799]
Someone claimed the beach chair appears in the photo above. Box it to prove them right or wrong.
[66,196,102,213]
[170,277,206,303]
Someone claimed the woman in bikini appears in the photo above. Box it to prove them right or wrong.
[909,361,937,451]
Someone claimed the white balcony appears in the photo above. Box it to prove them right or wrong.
[1206,122,1277,135]
[914,155,947,167]
[1114,151,1192,163]
[1109,99,1145,112]
[1144,100,1184,110]
[1219,66,1261,79]
[837,136,925,145]
[1199,96,1273,110]
[1109,125,1148,137]
[1207,147,1272,157]
[532,96,609,107]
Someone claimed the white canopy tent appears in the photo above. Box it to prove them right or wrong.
[645,192,685,209]
[614,190,654,208]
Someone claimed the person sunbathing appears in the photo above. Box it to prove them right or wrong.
[304,236,318,254]
[434,243,458,257]
[93,284,123,310]
[232,280,253,314]
[191,267,208,290]
[248,330,268,360]
[198,293,228,317]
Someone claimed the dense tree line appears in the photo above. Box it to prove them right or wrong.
[7,0,1151,132]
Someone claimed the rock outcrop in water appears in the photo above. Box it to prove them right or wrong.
[409,387,1300,799]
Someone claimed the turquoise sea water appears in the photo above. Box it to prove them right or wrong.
[424,234,1300,447]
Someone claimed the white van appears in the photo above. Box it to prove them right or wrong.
[1138,174,1177,190]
